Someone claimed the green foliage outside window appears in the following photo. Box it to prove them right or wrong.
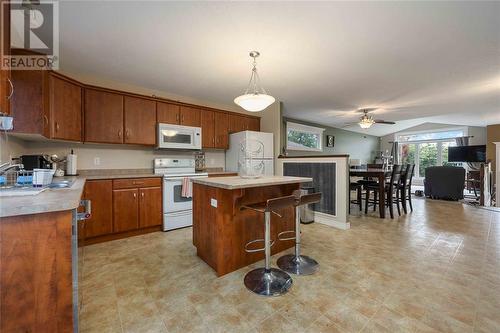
[287,130,320,149]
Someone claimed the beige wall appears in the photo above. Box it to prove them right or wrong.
[487,124,500,172]
[6,137,225,170]
[259,101,282,172]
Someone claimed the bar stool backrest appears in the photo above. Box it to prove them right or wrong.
[298,192,322,206]
[266,195,297,212]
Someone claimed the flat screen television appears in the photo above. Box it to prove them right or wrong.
[448,145,486,163]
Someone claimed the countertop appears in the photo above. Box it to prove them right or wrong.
[191,175,313,190]
[0,177,86,218]
[78,169,163,180]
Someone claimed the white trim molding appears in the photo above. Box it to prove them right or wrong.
[276,156,349,229]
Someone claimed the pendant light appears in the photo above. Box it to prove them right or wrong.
[234,51,275,112]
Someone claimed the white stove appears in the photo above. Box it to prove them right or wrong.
[154,158,208,231]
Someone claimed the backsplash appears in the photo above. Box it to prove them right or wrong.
[3,135,226,170]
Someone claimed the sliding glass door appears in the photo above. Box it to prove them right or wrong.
[399,138,459,183]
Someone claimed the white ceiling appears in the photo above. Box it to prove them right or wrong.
[58,1,500,137]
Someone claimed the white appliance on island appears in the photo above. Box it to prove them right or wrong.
[225,130,274,176]
[154,158,208,230]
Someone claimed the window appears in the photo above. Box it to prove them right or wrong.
[397,128,464,180]
[286,122,324,152]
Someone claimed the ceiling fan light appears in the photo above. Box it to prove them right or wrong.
[234,93,275,112]
[359,118,375,129]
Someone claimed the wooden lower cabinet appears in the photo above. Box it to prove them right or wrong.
[139,186,162,228]
[82,177,162,245]
[113,188,140,232]
[83,180,113,238]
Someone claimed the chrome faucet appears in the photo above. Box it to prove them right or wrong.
[0,162,24,175]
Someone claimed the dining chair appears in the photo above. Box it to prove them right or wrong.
[364,165,403,219]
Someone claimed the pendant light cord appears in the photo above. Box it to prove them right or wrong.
[244,54,269,96]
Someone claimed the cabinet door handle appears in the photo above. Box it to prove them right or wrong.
[132,181,144,185]
[118,130,122,138]
[55,122,59,132]
[133,193,137,198]
[125,129,130,139]
[7,78,14,100]
[43,115,49,125]
[141,192,144,198]
[181,115,185,123]
[176,113,179,123]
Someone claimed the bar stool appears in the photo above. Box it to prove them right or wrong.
[241,195,297,297]
[277,192,322,275]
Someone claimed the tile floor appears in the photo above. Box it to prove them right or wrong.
[80,198,500,333]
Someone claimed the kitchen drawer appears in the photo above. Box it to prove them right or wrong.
[113,177,161,189]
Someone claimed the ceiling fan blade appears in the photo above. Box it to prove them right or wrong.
[341,122,359,128]
[374,120,396,125]
[356,107,378,113]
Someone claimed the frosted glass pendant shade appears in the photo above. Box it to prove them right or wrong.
[234,93,275,112]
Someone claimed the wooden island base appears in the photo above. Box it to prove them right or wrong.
[193,182,300,276]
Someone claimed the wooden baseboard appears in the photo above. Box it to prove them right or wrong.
[81,225,162,246]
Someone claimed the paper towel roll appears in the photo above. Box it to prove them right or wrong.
[66,154,77,176]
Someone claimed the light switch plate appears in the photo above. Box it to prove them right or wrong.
[210,198,217,208]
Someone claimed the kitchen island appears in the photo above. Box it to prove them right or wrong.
[192,175,312,276]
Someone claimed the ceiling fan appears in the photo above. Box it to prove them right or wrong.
[344,108,396,129]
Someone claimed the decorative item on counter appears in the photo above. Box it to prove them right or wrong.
[238,139,265,179]
[66,149,78,176]
[194,151,206,171]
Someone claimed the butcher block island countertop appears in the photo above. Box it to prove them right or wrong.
[192,175,312,276]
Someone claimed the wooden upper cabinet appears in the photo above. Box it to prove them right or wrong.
[113,188,139,233]
[180,106,201,127]
[10,69,47,135]
[214,112,229,149]
[201,109,215,148]
[82,180,113,238]
[0,0,10,115]
[228,114,246,134]
[124,96,156,145]
[49,75,82,141]
[247,117,260,131]
[139,187,162,228]
[157,102,180,124]
[84,89,124,143]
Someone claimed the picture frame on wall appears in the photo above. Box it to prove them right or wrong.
[326,135,335,147]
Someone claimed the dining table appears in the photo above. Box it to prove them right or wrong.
[349,168,392,218]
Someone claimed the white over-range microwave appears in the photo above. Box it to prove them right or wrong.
[157,123,202,150]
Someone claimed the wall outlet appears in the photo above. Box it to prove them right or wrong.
[94,157,100,166]
[210,198,217,208]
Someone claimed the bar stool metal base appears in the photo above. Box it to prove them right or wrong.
[244,268,293,296]
[277,254,319,275]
